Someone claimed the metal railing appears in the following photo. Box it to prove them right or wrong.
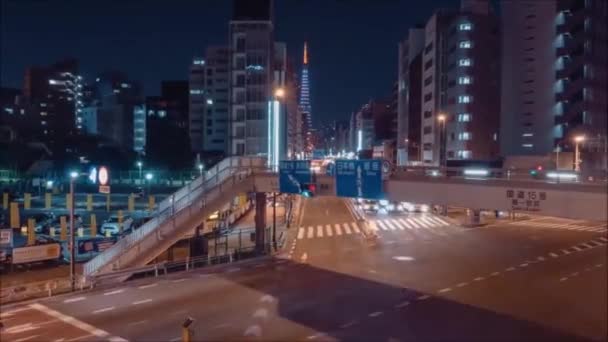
[83,156,267,276]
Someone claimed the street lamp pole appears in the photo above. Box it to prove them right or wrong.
[437,114,447,168]
[272,192,277,250]
[137,161,143,185]
[69,171,78,292]
[574,135,585,172]
[145,173,153,195]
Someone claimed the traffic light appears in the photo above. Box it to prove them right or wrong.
[300,183,316,198]
[530,165,542,177]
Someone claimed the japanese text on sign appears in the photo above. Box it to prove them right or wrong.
[506,189,547,212]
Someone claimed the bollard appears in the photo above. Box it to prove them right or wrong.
[186,256,190,271]
[182,317,194,342]
[154,264,159,277]
[45,192,52,209]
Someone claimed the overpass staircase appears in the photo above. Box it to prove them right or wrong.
[83,157,268,278]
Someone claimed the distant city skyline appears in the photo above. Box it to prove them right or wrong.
[1,0,454,126]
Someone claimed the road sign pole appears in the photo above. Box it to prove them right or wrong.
[69,178,75,292]
[272,193,277,250]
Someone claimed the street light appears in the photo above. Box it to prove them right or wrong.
[145,173,153,195]
[68,171,78,291]
[136,161,143,185]
[274,87,285,98]
[198,163,204,177]
[437,114,447,168]
[574,135,585,172]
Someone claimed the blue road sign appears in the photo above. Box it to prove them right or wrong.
[279,160,312,194]
[335,159,383,199]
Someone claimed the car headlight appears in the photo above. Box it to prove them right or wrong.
[373,205,379,210]
[420,205,429,212]
[387,204,395,211]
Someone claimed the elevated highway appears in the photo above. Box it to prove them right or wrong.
[84,157,607,278]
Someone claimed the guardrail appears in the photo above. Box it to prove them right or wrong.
[0,276,86,304]
[390,166,608,186]
[84,157,267,277]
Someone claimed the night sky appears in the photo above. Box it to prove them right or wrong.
[2,0,457,125]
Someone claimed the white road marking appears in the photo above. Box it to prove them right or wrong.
[343,223,352,234]
[571,272,579,277]
[335,224,342,235]
[407,218,422,229]
[132,299,153,305]
[63,296,86,303]
[1,307,32,318]
[15,336,42,342]
[376,220,389,231]
[506,267,515,271]
[596,264,604,267]
[560,277,568,282]
[300,252,308,262]
[572,246,582,251]
[600,237,608,242]
[252,308,269,319]
[128,320,147,326]
[340,320,358,328]
[260,294,275,303]
[307,226,314,238]
[92,307,115,314]
[317,225,324,237]
[520,263,528,267]
[29,303,122,340]
[226,267,241,273]
[561,249,571,255]
[351,222,361,233]
[582,243,594,248]
[395,301,409,308]
[297,228,305,239]
[384,220,398,231]
[369,311,383,317]
[417,294,431,300]
[103,289,124,296]
[398,218,414,229]
[138,283,158,289]
[456,282,468,287]
[550,253,559,258]
[172,278,187,282]
[491,272,500,276]
[5,323,37,334]
[474,277,485,281]
[437,288,451,293]
[326,224,333,236]
[243,324,262,337]
[66,335,91,342]
[537,256,545,261]
[306,333,327,340]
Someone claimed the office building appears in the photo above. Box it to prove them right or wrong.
[189,48,230,154]
[397,27,425,164]
[500,0,607,170]
[21,59,83,142]
[229,0,274,156]
[299,42,313,157]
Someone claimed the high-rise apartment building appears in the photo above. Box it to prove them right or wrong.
[420,0,500,165]
[500,0,607,169]
[397,27,425,164]
[189,47,230,154]
[299,42,313,156]
[229,0,274,156]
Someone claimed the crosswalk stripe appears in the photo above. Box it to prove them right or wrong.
[407,218,422,229]
[297,228,304,240]
[343,223,352,235]
[351,222,361,233]
[317,225,324,238]
[411,217,430,228]
[398,218,414,229]
[326,225,333,237]
[427,216,449,226]
[419,217,437,227]
[433,217,450,225]
[384,220,397,230]
[307,226,314,239]
[376,220,389,231]
[335,224,342,236]
[390,219,405,230]
[368,221,379,232]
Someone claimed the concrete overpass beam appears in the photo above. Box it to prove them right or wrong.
[254,192,267,254]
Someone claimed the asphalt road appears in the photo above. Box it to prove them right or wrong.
[1,196,606,341]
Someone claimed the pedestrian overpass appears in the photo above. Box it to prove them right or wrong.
[84,157,607,278]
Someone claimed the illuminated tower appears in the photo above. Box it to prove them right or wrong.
[299,42,313,155]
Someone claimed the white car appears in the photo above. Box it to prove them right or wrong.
[402,202,430,213]
[101,215,134,236]
[358,200,379,213]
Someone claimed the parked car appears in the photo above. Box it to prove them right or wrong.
[101,214,134,236]
[358,199,379,213]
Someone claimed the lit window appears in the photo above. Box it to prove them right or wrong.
[458,95,472,103]
[457,113,471,122]
[193,59,205,65]
[121,83,131,88]
[459,23,472,31]
[41,120,47,125]
[458,76,472,85]
[522,144,534,148]
[206,99,214,105]
[113,89,120,94]
[459,41,472,49]
[158,110,166,118]
[459,58,472,67]
[40,103,47,107]
[4,108,14,114]
[40,111,47,116]
[457,150,472,159]
[522,133,534,137]
[458,132,471,140]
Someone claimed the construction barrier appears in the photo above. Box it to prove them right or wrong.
[87,194,93,211]
[128,195,135,212]
[24,193,31,209]
[91,214,97,236]
[2,192,8,210]
[148,195,155,212]
[66,194,72,210]
[27,218,36,246]
[60,216,67,241]
[45,193,52,209]
[10,202,19,229]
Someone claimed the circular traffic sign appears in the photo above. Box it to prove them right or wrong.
[98,166,109,185]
